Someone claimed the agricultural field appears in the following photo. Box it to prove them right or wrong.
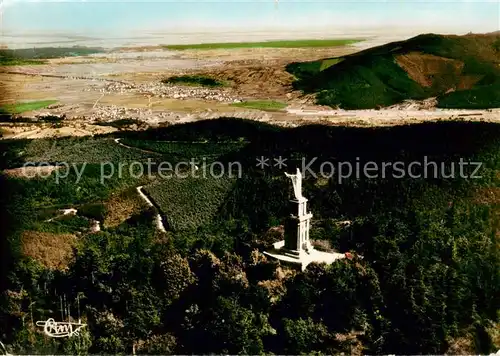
[1,100,58,115]
[163,39,363,50]
[231,100,287,111]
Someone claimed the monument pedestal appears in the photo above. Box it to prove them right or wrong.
[264,247,346,272]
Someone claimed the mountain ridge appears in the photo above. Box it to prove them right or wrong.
[287,32,500,109]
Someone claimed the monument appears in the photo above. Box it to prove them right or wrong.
[283,168,313,255]
[264,168,346,271]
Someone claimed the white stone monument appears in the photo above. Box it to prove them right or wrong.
[283,168,313,255]
[264,168,346,271]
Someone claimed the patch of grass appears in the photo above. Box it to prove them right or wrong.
[231,100,287,111]
[1,100,58,114]
[163,39,363,50]
[320,58,344,71]
[36,214,92,234]
[162,75,226,87]
[0,58,47,66]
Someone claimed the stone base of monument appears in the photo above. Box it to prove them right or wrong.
[264,240,346,272]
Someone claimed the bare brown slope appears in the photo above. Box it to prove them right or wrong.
[395,52,464,89]
[21,231,76,270]
[395,52,485,92]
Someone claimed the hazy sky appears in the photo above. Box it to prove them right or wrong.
[1,0,499,35]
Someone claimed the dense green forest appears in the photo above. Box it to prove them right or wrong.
[0,118,499,354]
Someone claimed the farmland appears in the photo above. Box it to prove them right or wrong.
[1,100,58,114]
[231,100,287,111]
[163,39,363,50]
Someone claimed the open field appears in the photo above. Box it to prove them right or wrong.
[231,100,287,111]
[163,39,363,50]
[1,100,58,114]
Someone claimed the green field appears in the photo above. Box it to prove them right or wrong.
[1,100,58,114]
[231,100,287,111]
[163,39,363,50]
[319,58,344,71]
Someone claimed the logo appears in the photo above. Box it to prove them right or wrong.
[35,318,86,338]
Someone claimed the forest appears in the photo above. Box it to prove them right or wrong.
[0,118,499,354]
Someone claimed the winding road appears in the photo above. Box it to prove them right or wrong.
[113,137,206,233]
[136,185,166,233]
[114,138,167,232]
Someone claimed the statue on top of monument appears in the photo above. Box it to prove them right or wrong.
[285,168,303,200]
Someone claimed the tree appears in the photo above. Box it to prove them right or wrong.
[278,317,330,354]
[153,253,195,304]
[181,296,273,354]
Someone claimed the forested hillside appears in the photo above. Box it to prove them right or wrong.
[0,118,499,354]
[287,33,500,109]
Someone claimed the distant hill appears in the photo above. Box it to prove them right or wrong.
[287,33,500,109]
